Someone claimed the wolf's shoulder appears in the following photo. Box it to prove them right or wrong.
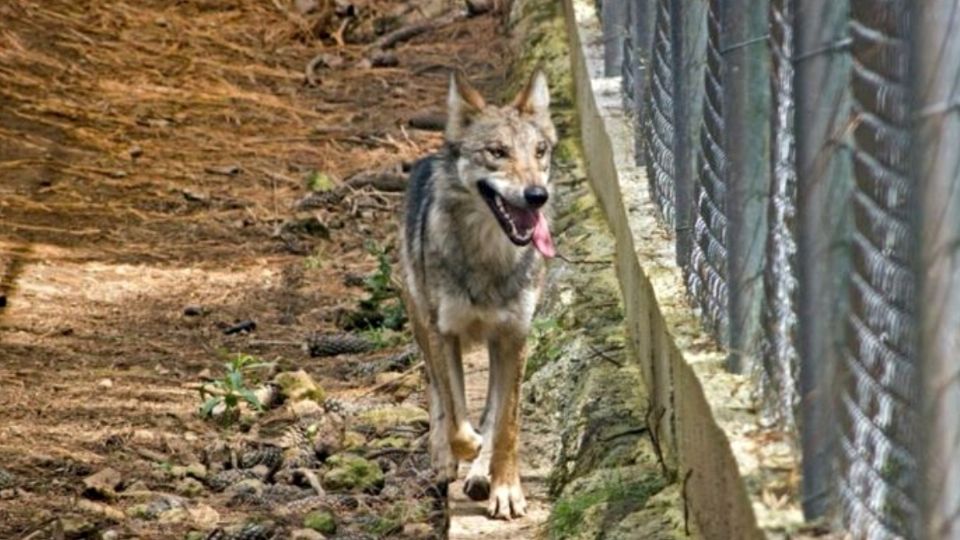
[404,155,440,252]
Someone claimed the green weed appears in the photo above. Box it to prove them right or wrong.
[197,353,271,422]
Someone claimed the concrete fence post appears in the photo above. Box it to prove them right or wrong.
[793,0,853,521]
[912,1,960,537]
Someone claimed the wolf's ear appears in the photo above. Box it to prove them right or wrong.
[446,72,486,141]
[512,69,550,118]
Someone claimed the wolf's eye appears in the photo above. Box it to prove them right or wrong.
[535,142,549,159]
[486,145,509,160]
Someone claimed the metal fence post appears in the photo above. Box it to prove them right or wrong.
[722,0,770,373]
[912,2,960,537]
[794,0,853,522]
[672,0,707,268]
[601,0,629,76]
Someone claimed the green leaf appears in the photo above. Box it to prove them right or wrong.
[239,389,263,411]
[227,370,243,390]
[200,397,221,418]
[306,171,335,192]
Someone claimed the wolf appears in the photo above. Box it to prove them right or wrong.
[399,69,557,520]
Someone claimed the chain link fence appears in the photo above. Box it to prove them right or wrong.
[594,0,960,536]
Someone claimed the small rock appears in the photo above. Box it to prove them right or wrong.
[204,164,242,176]
[59,516,95,537]
[303,509,337,534]
[132,429,156,443]
[76,499,125,522]
[183,305,205,317]
[368,435,407,450]
[225,478,265,503]
[311,413,345,460]
[101,530,121,540]
[187,503,220,529]
[373,372,418,402]
[291,399,323,419]
[403,522,435,537]
[176,478,205,498]
[370,51,399,68]
[128,494,186,520]
[0,467,15,489]
[342,431,366,450]
[356,405,429,434]
[223,319,256,335]
[128,145,143,159]
[274,370,325,403]
[185,462,207,479]
[322,454,384,493]
[157,507,189,524]
[294,0,319,14]
[82,468,122,500]
[291,529,327,540]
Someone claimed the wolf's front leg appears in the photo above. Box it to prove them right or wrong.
[424,330,482,462]
[463,366,498,501]
[438,333,483,460]
[486,332,527,519]
[425,369,458,485]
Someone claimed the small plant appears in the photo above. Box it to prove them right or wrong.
[305,171,335,192]
[343,242,407,331]
[198,353,270,421]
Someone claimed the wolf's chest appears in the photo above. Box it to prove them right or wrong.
[435,285,538,340]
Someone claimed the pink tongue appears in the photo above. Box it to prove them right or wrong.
[532,212,555,259]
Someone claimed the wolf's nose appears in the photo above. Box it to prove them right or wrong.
[524,186,549,208]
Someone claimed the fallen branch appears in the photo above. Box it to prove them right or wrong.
[362,361,424,396]
[369,11,463,51]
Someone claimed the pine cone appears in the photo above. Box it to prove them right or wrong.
[239,445,283,471]
[207,469,260,492]
[304,332,373,357]
[205,522,277,540]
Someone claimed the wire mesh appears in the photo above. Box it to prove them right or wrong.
[839,0,919,537]
[685,0,728,342]
[643,0,679,229]
[759,0,799,429]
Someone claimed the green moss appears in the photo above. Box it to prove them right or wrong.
[525,316,564,380]
[273,370,325,403]
[355,405,429,434]
[303,510,337,534]
[322,454,385,493]
[548,476,665,540]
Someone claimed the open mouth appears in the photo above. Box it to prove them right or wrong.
[477,180,538,246]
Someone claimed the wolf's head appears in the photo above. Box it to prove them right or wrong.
[444,70,557,258]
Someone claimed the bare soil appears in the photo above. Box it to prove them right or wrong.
[0,1,511,537]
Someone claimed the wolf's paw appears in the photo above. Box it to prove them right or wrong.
[429,438,459,485]
[463,473,490,501]
[450,423,483,461]
[487,478,526,520]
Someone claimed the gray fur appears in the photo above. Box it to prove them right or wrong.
[403,146,542,318]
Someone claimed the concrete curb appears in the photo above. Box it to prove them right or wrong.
[562,1,805,538]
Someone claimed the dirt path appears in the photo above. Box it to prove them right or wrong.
[0,1,515,538]
[447,351,551,540]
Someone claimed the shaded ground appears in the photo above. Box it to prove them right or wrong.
[0,1,512,537]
